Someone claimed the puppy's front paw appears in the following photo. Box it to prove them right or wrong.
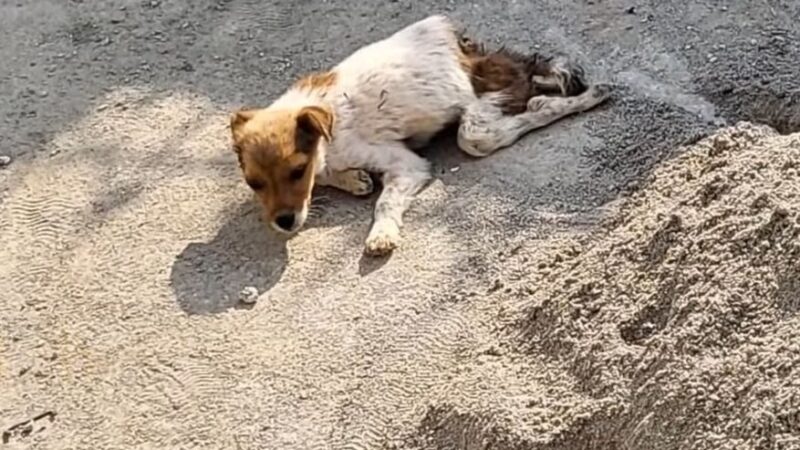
[352,169,375,196]
[587,83,613,104]
[364,220,400,256]
[348,169,374,196]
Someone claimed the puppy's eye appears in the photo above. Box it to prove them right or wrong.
[289,166,306,182]
[246,179,264,191]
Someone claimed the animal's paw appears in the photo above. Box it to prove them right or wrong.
[527,96,551,112]
[344,169,374,196]
[364,219,400,256]
[572,83,614,113]
[587,83,614,104]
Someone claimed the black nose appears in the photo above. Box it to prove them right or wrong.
[275,213,295,231]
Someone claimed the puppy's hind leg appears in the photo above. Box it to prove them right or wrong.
[458,84,612,157]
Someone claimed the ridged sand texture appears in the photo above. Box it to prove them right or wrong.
[3,0,800,447]
[1,80,799,450]
[404,123,800,450]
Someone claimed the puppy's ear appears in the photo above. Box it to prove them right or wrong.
[230,109,257,152]
[295,105,334,152]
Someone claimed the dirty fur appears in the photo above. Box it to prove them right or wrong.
[229,15,611,255]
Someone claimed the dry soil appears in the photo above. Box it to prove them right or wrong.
[2,1,800,449]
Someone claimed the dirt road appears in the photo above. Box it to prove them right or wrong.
[2,1,799,449]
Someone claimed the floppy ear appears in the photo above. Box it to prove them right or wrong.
[295,105,334,152]
[230,109,257,152]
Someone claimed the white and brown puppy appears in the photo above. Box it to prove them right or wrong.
[230,15,611,256]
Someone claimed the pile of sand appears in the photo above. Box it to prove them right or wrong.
[489,123,800,450]
[404,123,800,450]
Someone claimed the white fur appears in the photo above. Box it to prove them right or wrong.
[267,15,610,255]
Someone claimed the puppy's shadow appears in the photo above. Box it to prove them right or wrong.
[420,125,473,176]
[169,201,288,315]
[358,252,391,276]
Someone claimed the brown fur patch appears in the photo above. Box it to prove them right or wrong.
[292,71,338,95]
[229,106,333,224]
[296,105,334,146]
[456,34,587,115]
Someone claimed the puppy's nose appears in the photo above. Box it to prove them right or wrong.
[275,213,296,232]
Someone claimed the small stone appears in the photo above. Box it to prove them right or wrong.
[19,364,32,376]
[483,346,502,356]
[0,155,11,167]
[488,279,504,293]
[449,166,460,173]
[239,286,259,304]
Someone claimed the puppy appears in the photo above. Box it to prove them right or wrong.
[229,15,611,256]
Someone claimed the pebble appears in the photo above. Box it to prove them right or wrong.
[239,286,259,304]
[0,155,11,167]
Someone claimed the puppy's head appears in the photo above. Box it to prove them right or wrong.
[230,105,333,234]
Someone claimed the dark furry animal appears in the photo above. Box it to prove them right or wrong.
[458,35,588,114]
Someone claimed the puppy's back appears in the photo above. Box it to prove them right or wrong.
[331,15,475,140]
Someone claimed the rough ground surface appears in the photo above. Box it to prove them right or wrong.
[1,0,799,449]
[466,124,800,450]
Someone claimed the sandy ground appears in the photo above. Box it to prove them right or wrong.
[2,0,800,449]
